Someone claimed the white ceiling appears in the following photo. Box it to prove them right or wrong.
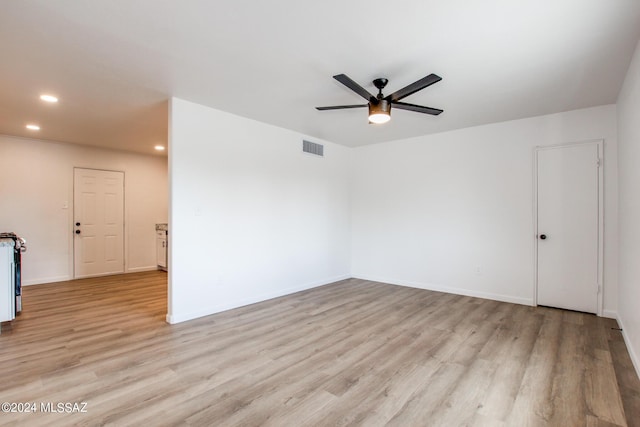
[1,1,639,155]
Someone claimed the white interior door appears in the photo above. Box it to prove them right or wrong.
[74,168,125,278]
[536,142,601,314]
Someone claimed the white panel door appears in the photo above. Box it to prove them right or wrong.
[536,142,600,314]
[74,168,124,278]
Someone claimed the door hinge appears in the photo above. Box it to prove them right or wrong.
[597,158,602,167]
[597,285,602,294]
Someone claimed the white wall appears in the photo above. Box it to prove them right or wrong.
[351,105,618,315]
[0,135,168,284]
[617,39,640,374]
[168,98,351,323]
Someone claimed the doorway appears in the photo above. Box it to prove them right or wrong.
[535,140,603,315]
[73,168,125,279]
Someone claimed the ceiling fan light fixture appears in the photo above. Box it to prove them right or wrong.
[368,100,391,124]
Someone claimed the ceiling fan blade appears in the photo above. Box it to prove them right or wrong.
[316,104,368,110]
[333,74,375,101]
[392,101,443,115]
[387,74,442,102]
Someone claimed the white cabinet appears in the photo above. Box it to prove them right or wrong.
[0,239,16,325]
[155,224,168,271]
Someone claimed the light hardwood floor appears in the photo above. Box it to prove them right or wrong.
[1,271,639,426]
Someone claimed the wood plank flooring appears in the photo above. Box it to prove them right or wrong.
[0,271,638,426]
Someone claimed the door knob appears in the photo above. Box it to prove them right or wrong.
[75,230,81,234]
[539,234,547,240]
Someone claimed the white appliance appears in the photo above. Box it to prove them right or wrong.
[1,233,26,333]
[156,224,168,271]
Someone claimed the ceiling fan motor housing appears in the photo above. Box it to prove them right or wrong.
[370,98,390,112]
[369,99,391,123]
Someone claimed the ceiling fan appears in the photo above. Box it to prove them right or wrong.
[316,73,443,124]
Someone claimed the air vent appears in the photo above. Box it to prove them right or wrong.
[303,140,324,157]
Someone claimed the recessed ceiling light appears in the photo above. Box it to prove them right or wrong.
[154,145,165,151]
[26,124,40,131]
[40,94,58,103]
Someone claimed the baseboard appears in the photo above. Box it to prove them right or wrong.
[22,275,71,286]
[616,314,640,379]
[166,274,351,324]
[351,274,533,307]
[602,309,618,319]
[127,265,160,273]
[23,269,162,286]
